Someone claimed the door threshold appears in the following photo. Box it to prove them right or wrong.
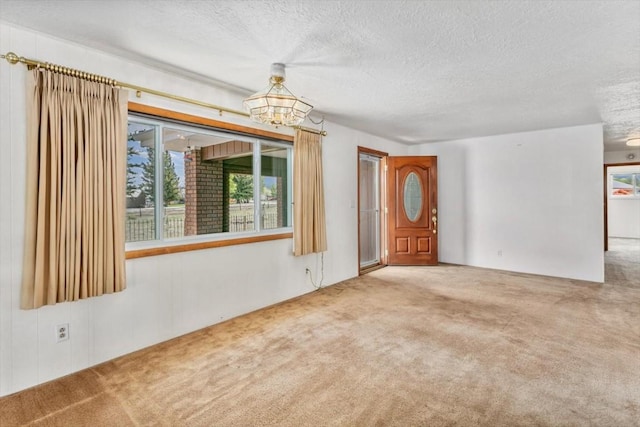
[359,264,386,275]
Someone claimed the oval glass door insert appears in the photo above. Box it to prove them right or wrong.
[403,172,423,222]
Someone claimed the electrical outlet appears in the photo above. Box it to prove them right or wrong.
[497,250,503,257]
[56,323,69,342]
[305,268,310,274]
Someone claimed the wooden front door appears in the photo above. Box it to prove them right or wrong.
[386,156,438,265]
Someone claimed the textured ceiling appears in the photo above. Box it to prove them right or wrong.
[1,0,639,150]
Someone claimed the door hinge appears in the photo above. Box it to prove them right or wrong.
[384,207,388,214]
[385,249,389,256]
[384,164,388,172]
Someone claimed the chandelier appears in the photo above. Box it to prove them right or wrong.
[243,63,313,127]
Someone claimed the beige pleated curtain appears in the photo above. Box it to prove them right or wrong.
[293,129,327,256]
[21,69,127,309]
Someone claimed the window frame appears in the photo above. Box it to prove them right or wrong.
[609,172,640,199]
[125,103,294,259]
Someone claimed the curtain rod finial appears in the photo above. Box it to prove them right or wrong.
[2,52,20,65]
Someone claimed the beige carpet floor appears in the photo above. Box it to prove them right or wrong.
[1,241,639,426]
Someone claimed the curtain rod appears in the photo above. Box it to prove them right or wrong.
[295,125,327,136]
[1,51,327,137]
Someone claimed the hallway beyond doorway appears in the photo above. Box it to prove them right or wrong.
[605,237,640,286]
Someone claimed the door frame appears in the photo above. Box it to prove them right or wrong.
[357,146,388,275]
[604,161,640,251]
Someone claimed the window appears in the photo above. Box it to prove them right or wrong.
[610,173,640,198]
[126,114,292,245]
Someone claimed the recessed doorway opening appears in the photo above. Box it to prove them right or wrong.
[604,161,640,285]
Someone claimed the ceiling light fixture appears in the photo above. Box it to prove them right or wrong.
[243,63,313,127]
[627,137,640,147]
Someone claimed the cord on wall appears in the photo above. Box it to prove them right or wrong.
[306,252,325,290]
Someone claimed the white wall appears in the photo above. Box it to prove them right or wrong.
[409,125,605,283]
[604,149,640,165]
[0,23,408,396]
[607,165,640,239]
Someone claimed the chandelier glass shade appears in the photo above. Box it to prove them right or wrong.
[243,63,313,127]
